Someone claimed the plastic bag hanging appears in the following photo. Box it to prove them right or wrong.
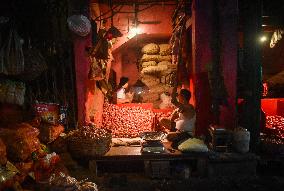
[67,15,91,37]
[18,40,48,81]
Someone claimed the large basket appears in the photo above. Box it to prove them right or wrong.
[68,126,112,159]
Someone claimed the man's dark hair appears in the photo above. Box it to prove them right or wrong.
[118,77,129,88]
[180,89,191,101]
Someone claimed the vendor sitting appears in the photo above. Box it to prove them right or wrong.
[116,77,134,104]
[159,87,196,148]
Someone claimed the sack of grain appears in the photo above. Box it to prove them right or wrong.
[166,63,177,70]
[39,123,65,144]
[159,44,171,56]
[158,61,171,66]
[141,54,160,62]
[141,75,160,87]
[158,55,172,62]
[178,138,208,152]
[141,65,168,75]
[142,61,157,68]
[142,43,160,54]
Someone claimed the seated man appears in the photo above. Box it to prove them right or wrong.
[159,87,196,148]
[116,77,134,104]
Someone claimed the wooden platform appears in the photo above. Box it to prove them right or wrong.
[91,142,208,160]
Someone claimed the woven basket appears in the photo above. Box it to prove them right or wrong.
[68,126,112,159]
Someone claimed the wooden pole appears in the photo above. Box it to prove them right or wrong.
[242,0,262,151]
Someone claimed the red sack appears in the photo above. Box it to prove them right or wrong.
[8,136,40,162]
[13,123,40,138]
[0,124,40,162]
[39,123,64,144]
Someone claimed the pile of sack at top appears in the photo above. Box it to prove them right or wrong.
[140,43,177,77]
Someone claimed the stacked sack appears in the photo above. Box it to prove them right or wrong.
[140,43,176,106]
[141,43,176,77]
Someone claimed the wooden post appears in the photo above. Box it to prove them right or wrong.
[192,0,238,136]
[218,0,238,130]
[71,0,91,126]
[242,0,262,151]
[191,0,214,136]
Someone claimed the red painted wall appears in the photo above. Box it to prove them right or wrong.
[218,0,238,130]
[192,0,214,136]
[106,4,175,84]
[74,3,175,125]
[108,5,175,51]
[192,0,238,136]
[73,35,92,126]
[75,1,238,133]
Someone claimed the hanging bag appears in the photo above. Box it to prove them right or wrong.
[19,45,48,81]
[88,57,104,80]
[67,15,91,37]
[0,27,25,75]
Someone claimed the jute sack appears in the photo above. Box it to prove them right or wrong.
[142,43,160,54]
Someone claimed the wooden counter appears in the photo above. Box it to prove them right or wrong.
[89,141,209,176]
[93,141,209,161]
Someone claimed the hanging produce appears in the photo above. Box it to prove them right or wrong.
[88,57,104,81]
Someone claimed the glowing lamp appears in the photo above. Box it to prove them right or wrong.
[128,27,142,38]
[260,35,267,42]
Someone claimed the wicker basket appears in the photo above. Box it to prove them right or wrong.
[68,126,112,159]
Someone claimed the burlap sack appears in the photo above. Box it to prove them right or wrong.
[141,54,160,62]
[142,61,157,68]
[158,55,172,62]
[141,65,168,75]
[166,63,177,70]
[142,43,160,54]
[159,44,171,56]
[158,61,171,66]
